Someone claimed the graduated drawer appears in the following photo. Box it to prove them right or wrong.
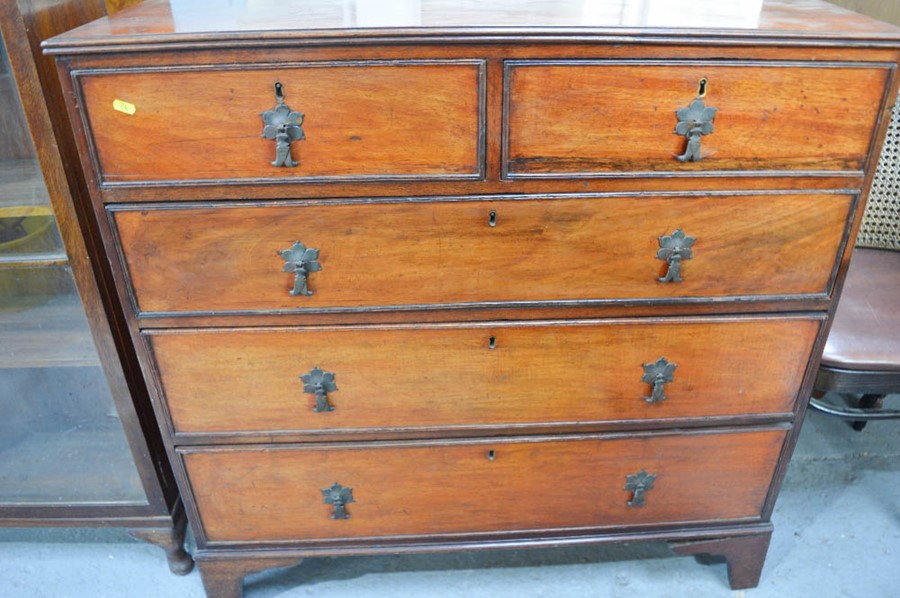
[149,316,820,438]
[74,61,483,185]
[181,428,786,543]
[111,193,852,316]
[505,61,889,177]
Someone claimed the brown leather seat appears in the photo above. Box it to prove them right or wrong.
[821,248,900,371]
[812,247,900,429]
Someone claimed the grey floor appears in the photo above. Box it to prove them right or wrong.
[1,398,898,598]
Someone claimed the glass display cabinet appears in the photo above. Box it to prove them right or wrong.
[0,0,191,574]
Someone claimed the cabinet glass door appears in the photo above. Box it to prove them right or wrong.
[0,31,147,505]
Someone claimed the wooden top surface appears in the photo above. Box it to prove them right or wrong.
[43,0,900,53]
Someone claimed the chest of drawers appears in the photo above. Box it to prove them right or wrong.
[45,1,900,596]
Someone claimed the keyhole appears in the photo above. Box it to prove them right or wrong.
[274,81,284,101]
[488,211,497,227]
[697,78,708,98]
[487,450,496,461]
[488,336,496,350]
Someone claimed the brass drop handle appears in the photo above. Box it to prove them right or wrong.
[278,241,322,297]
[674,86,717,162]
[641,357,677,403]
[322,482,354,520]
[625,470,657,507]
[262,81,305,167]
[656,229,695,283]
[301,366,337,412]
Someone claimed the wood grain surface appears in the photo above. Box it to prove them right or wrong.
[112,193,853,315]
[42,0,900,53]
[506,63,889,175]
[149,317,820,435]
[182,429,786,542]
[78,62,483,183]
[42,1,900,593]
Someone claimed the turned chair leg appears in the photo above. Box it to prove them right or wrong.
[852,394,885,431]
[128,506,194,575]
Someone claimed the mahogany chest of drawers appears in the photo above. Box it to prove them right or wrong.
[45,1,900,596]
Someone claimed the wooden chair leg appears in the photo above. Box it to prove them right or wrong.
[852,394,885,431]
[128,504,193,575]
[670,529,772,590]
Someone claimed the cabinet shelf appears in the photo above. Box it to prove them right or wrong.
[0,159,52,218]
[0,159,62,261]
[0,254,68,267]
[0,295,101,368]
[0,424,147,505]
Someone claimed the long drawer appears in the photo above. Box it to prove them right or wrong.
[75,61,484,184]
[149,316,821,437]
[111,193,852,316]
[181,428,786,543]
[505,61,889,177]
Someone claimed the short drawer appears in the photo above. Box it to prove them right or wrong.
[505,61,889,177]
[149,316,820,437]
[75,61,483,184]
[181,428,786,543]
[112,193,852,315]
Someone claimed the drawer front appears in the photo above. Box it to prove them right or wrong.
[76,61,483,184]
[150,317,820,436]
[505,62,888,177]
[112,193,851,315]
[182,429,786,543]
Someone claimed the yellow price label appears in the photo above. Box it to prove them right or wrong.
[113,99,136,115]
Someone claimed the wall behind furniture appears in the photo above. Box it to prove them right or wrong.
[831,0,900,25]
